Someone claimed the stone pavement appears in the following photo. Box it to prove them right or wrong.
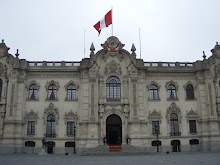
[0,152,219,165]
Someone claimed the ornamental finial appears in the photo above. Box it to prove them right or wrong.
[15,49,19,58]
[131,43,136,54]
[203,51,206,60]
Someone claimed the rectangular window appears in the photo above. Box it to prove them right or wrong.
[67,122,75,135]
[189,120,197,133]
[170,120,179,136]
[27,121,35,135]
[152,121,160,134]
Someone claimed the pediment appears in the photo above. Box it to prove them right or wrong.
[43,103,59,119]
[166,103,181,118]
[149,109,161,117]
[186,109,199,119]
[64,110,78,120]
[24,110,39,120]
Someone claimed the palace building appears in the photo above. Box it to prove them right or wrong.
[0,36,220,154]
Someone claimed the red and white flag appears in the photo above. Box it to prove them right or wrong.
[94,10,112,35]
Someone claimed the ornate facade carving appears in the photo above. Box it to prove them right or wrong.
[43,103,59,124]
[24,110,39,123]
[64,110,78,124]
[45,80,60,91]
[166,103,182,123]
[149,109,162,123]
[101,36,125,53]
[186,109,199,121]
[26,80,40,91]
[147,81,161,90]
[165,80,179,90]
[64,80,79,90]
[105,60,122,75]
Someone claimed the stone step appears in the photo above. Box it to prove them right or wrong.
[109,145,122,152]
[81,145,152,156]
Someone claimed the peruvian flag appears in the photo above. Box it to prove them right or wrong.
[94,10,112,35]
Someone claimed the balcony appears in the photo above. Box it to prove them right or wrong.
[45,133,56,138]
[170,132,181,136]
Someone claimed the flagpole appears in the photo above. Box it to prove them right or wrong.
[139,28,142,59]
[84,29,86,58]
[111,6,113,36]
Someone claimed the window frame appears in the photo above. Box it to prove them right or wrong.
[149,84,159,100]
[29,84,38,100]
[168,84,177,100]
[48,84,57,100]
[170,113,180,136]
[152,121,160,134]
[27,121,35,135]
[106,76,121,99]
[67,85,76,100]
[186,84,195,100]
[46,114,56,137]
[67,122,75,136]
[189,120,197,134]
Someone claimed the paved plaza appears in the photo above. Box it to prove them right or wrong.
[0,152,219,165]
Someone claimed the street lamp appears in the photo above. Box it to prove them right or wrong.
[155,125,159,152]
[73,125,76,154]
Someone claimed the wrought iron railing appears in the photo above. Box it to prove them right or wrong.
[170,132,181,136]
[45,133,56,138]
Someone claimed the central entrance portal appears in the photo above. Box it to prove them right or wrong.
[106,114,122,145]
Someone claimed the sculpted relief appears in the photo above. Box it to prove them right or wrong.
[105,60,122,75]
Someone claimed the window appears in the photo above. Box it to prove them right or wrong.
[170,113,180,136]
[27,121,35,135]
[189,139,199,145]
[67,122,75,135]
[152,121,160,134]
[67,85,76,100]
[29,85,38,100]
[48,85,57,100]
[149,85,158,100]
[0,79,2,100]
[186,84,194,100]
[106,76,120,98]
[189,120,197,133]
[168,85,176,100]
[46,114,56,137]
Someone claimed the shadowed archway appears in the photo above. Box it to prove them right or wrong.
[106,114,122,145]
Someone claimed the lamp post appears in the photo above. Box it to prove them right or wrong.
[74,125,76,154]
[155,125,159,152]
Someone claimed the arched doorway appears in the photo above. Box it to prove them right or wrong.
[106,114,122,145]
[171,140,181,152]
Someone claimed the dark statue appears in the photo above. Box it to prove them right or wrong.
[42,138,46,148]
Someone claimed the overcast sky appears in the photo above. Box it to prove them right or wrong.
[1,0,220,63]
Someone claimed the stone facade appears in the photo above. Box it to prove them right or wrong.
[0,37,220,154]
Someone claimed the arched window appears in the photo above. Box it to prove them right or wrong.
[0,79,2,100]
[48,85,57,100]
[106,76,121,99]
[170,113,180,136]
[186,84,194,100]
[29,84,38,100]
[46,114,56,137]
[149,85,158,100]
[168,84,176,100]
[67,85,76,100]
